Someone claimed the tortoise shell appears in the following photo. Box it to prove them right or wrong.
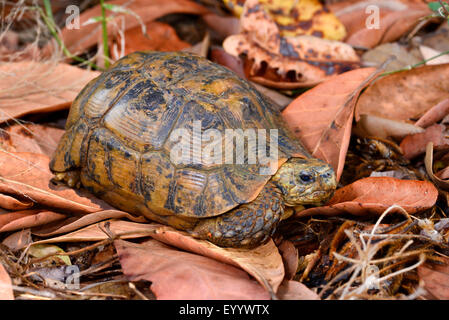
[50,51,309,220]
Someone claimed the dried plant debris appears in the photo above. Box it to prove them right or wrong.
[223,0,359,88]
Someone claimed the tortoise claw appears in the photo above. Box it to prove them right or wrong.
[53,171,81,189]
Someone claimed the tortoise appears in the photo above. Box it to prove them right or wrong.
[50,51,336,248]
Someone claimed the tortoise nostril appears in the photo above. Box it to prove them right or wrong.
[321,172,332,179]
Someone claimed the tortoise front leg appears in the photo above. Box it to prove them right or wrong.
[190,183,284,248]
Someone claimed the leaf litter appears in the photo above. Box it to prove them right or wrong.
[1,0,449,301]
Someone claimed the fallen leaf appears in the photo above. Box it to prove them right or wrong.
[150,226,285,295]
[278,240,298,280]
[356,64,449,121]
[420,45,449,65]
[32,219,159,244]
[0,123,65,157]
[282,67,379,181]
[2,229,32,251]
[331,0,430,48]
[115,239,270,300]
[29,244,72,266]
[276,280,319,300]
[110,21,190,61]
[418,256,449,299]
[425,142,449,191]
[223,0,359,88]
[361,42,423,72]
[355,114,424,139]
[0,62,100,123]
[0,263,13,300]
[297,177,438,217]
[31,210,147,237]
[400,124,449,159]
[415,98,449,128]
[202,14,240,38]
[223,0,347,40]
[0,210,66,233]
[0,194,33,211]
[0,151,112,214]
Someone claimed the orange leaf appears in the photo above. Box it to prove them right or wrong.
[276,280,319,300]
[400,124,449,160]
[355,64,449,122]
[418,256,449,299]
[0,62,99,123]
[0,152,112,214]
[297,177,438,217]
[0,263,13,300]
[0,210,66,232]
[115,239,270,300]
[282,68,379,181]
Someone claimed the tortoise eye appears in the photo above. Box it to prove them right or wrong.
[299,172,314,183]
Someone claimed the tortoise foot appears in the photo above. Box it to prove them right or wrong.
[190,183,284,248]
[54,170,81,188]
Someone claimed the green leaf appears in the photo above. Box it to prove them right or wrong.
[428,1,449,17]
[29,244,72,266]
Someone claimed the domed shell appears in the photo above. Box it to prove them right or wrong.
[51,51,309,219]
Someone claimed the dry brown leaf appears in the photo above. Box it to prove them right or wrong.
[115,239,270,300]
[2,228,32,251]
[355,114,424,139]
[32,219,159,244]
[297,177,438,217]
[223,0,359,88]
[420,46,449,65]
[110,21,190,61]
[415,98,449,128]
[0,210,66,233]
[356,64,449,122]
[282,68,379,181]
[0,151,112,214]
[0,123,65,157]
[400,124,449,159]
[0,62,100,124]
[59,0,209,56]
[150,225,285,295]
[276,280,319,300]
[0,263,13,300]
[31,210,147,237]
[425,142,449,191]
[278,240,298,280]
[331,0,430,48]
[418,256,449,299]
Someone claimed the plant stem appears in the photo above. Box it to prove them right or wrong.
[100,0,110,68]
[40,0,103,70]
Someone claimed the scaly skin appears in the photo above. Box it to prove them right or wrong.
[190,158,336,248]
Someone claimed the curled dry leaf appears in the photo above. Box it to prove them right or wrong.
[0,152,112,214]
[0,62,100,124]
[110,21,190,61]
[418,256,449,299]
[115,239,270,300]
[415,98,449,128]
[355,114,424,139]
[425,142,449,191]
[282,67,379,181]
[59,0,209,56]
[278,240,298,280]
[276,280,319,300]
[361,42,422,72]
[297,177,438,217]
[0,263,13,300]
[0,210,66,233]
[31,219,159,244]
[330,0,431,48]
[223,0,359,88]
[31,210,147,237]
[400,124,449,160]
[150,225,285,295]
[356,64,449,122]
[2,229,32,251]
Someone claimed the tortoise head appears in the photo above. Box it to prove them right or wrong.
[270,158,337,206]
